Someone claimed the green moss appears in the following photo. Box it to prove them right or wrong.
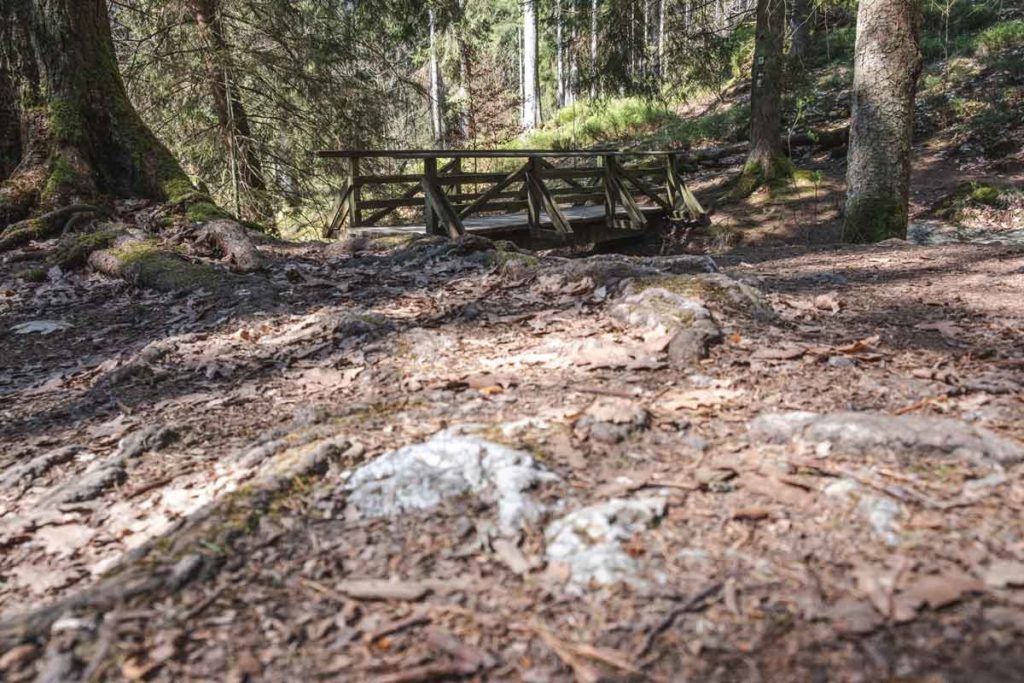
[42,156,90,202]
[16,267,48,283]
[48,98,86,144]
[969,184,1002,206]
[0,218,50,250]
[52,228,119,269]
[185,201,228,224]
[113,240,224,291]
[842,195,908,243]
[730,155,795,199]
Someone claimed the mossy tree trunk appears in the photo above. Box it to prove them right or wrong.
[842,0,922,242]
[0,0,195,232]
[737,0,792,195]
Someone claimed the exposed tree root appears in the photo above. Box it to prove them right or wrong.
[88,232,228,292]
[0,203,97,251]
[197,218,264,272]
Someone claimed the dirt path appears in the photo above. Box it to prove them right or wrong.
[1,229,1023,680]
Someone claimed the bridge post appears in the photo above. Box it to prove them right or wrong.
[423,156,441,235]
[525,156,542,233]
[602,154,616,229]
[348,156,362,228]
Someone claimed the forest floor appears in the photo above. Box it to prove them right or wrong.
[2,131,1024,680]
[3,31,1024,672]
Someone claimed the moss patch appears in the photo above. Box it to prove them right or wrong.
[52,228,119,269]
[42,156,91,202]
[730,155,795,199]
[185,200,229,224]
[16,267,48,283]
[842,195,908,243]
[48,98,86,144]
[113,240,224,292]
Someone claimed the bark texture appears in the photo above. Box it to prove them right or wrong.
[521,0,540,130]
[788,0,811,62]
[740,0,790,192]
[843,0,922,242]
[0,0,192,230]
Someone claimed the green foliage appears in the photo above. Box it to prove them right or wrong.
[974,20,1024,56]
[727,23,757,81]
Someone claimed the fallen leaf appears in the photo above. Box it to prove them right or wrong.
[738,473,813,507]
[751,344,806,360]
[893,572,984,620]
[826,598,883,635]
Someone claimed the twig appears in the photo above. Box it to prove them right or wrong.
[373,662,478,683]
[634,582,722,660]
[365,609,431,644]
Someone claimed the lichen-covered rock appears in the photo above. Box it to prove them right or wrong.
[750,411,1024,465]
[344,431,558,535]
[631,272,775,321]
[608,287,722,367]
[545,497,666,593]
[552,253,718,291]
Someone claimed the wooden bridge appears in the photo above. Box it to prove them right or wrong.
[317,149,707,246]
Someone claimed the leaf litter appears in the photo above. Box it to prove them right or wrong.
[0,235,1023,681]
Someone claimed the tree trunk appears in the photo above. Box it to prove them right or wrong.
[590,0,600,99]
[738,0,791,194]
[522,0,540,130]
[428,7,446,145]
[189,0,266,207]
[556,0,565,109]
[843,0,922,242]
[788,0,812,62]
[0,0,193,231]
[456,0,473,143]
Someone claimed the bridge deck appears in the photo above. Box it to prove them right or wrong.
[348,203,664,239]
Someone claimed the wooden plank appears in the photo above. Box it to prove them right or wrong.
[526,169,573,234]
[422,176,466,238]
[423,157,440,235]
[324,182,352,238]
[458,164,527,219]
[362,184,423,225]
[360,196,426,211]
[348,156,362,227]
[355,172,508,186]
[319,149,679,159]
[605,157,647,229]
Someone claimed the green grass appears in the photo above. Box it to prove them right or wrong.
[974,19,1024,56]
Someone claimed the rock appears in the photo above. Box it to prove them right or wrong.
[573,398,649,444]
[630,272,775,321]
[344,431,558,535]
[608,287,722,367]
[823,479,903,545]
[550,254,718,292]
[544,497,666,593]
[749,411,1024,465]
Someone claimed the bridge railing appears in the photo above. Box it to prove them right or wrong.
[315,149,705,240]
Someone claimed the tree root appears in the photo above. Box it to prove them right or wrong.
[88,232,228,292]
[196,219,264,272]
[0,203,96,251]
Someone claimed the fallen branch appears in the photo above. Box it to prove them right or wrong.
[196,219,263,272]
